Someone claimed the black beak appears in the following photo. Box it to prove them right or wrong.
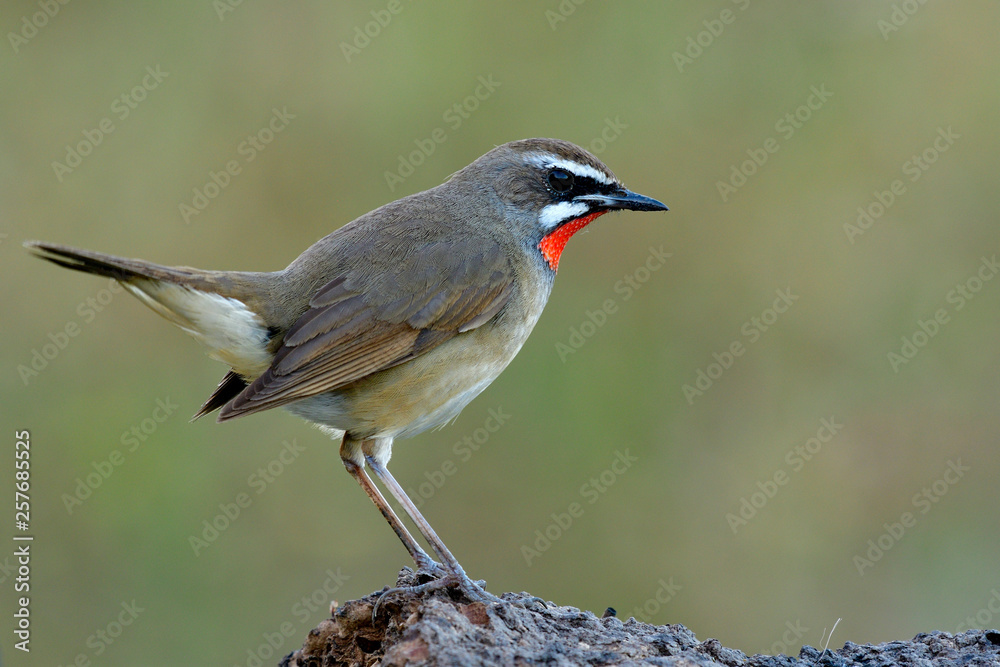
[575,187,668,212]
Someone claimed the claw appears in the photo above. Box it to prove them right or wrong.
[372,575,455,621]
[371,572,499,622]
[459,579,499,604]
[413,558,450,581]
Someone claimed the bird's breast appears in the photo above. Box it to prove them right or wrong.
[287,274,552,441]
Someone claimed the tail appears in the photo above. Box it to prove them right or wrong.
[25,241,276,418]
[25,240,232,285]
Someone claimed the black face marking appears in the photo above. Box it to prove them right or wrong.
[543,169,619,204]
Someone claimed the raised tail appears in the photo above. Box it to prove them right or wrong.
[25,241,277,417]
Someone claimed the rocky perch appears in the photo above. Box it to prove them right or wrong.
[280,569,1000,666]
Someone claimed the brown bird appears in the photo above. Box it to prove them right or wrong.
[26,138,667,602]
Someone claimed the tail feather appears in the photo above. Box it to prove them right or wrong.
[25,241,217,287]
[25,240,276,383]
[191,370,249,421]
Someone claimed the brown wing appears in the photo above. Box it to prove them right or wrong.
[217,238,513,421]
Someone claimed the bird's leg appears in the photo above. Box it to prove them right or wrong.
[364,453,498,604]
[340,437,446,578]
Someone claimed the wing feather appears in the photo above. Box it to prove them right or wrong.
[217,236,514,421]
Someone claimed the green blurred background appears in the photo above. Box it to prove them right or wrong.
[3,2,999,664]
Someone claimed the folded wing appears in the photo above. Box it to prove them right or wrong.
[218,237,513,420]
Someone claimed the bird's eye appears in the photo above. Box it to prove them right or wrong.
[547,169,574,193]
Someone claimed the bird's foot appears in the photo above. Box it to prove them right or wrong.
[412,556,450,581]
[373,571,499,620]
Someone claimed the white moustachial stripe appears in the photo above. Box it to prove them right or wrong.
[538,201,589,231]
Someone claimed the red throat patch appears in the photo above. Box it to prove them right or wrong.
[538,211,607,271]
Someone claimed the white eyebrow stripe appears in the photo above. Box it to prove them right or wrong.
[538,201,589,231]
[527,153,615,186]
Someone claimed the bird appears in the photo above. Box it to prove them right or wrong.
[26,137,667,602]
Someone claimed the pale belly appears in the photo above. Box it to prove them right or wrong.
[284,254,554,441]
[283,308,541,440]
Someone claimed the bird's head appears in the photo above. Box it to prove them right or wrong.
[456,138,668,271]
